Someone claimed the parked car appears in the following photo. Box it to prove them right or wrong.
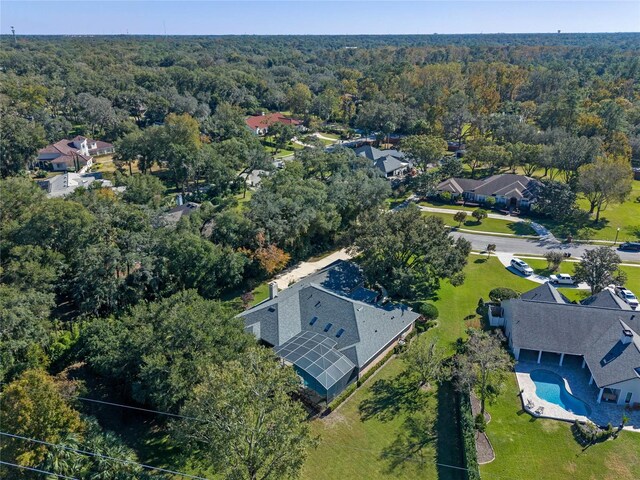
[549,273,576,285]
[619,242,640,252]
[510,258,534,276]
[615,287,639,309]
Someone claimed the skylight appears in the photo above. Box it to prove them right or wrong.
[309,316,318,326]
[336,328,345,338]
[324,323,333,332]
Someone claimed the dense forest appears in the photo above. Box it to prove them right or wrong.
[1,33,639,479]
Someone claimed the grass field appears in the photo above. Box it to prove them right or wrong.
[301,359,465,480]
[423,211,537,236]
[481,374,640,480]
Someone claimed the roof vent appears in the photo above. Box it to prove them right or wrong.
[622,328,633,345]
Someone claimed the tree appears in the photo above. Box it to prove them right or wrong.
[544,251,564,272]
[174,347,315,480]
[453,211,467,227]
[0,111,46,176]
[439,156,463,178]
[486,243,496,258]
[351,205,471,299]
[120,173,166,207]
[287,83,312,115]
[114,130,143,175]
[442,92,472,147]
[577,156,633,222]
[0,285,55,383]
[472,208,487,223]
[533,179,578,221]
[574,247,623,294]
[268,122,296,154]
[549,133,600,183]
[0,370,84,468]
[157,231,248,299]
[403,336,445,389]
[82,290,253,411]
[400,135,446,171]
[454,330,513,414]
[506,142,543,176]
[411,170,441,199]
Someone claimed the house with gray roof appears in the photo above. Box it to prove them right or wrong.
[353,145,410,178]
[495,283,640,406]
[37,172,114,198]
[238,260,420,402]
[437,173,541,209]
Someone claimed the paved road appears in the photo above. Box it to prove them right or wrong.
[451,231,640,263]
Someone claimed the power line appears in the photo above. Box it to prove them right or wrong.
[0,432,211,480]
[66,395,202,421]
[0,460,79,480]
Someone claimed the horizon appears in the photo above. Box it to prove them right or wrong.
[2,1,639,36]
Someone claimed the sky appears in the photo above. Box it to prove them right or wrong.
[1,1,639,35]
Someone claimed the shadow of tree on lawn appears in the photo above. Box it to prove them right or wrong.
[381,411,436,473]
[358,370,427,422]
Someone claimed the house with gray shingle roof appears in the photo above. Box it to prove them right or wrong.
[498,283,640,406]
[437,173,541,209]
[353,145,410,178]
[238,260,420,402]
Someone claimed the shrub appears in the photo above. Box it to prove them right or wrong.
[439,191,452,203]
[483,196,496,208]
[489,287,520,302]
[573,420,615,444]
[459,391,481,480]
[472,208,488,223]
[544,251,564,272]
[419,302,439,320]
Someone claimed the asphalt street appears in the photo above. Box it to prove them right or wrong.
[450,231,640,263]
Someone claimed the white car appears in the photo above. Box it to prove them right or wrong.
[616,288,639,309]
[549,274,575,285]
[510,258,534,276]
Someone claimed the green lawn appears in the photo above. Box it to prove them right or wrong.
[302,358,465,480]
[424,256,537,352]
[417,199,475,212]
[522,258,640,302]
[423,212,537,236]
[481,374,640,480]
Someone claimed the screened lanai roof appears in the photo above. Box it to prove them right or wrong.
[275,331,356,391]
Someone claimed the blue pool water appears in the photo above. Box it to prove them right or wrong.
[530,369,591,416]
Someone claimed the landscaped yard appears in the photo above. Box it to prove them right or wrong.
[302,358,465,480]
[422,211,537,236]
[481,374,640,480]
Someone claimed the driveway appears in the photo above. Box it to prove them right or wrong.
[273,248,353,290]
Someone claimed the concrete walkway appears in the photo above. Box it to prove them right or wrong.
[273,248,353,290]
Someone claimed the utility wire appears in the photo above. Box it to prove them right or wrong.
[0,460,80,480]
[0,432,211,480]
[66,395,202,421]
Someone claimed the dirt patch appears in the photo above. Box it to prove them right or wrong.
[475,431,495,464]
[470,393,491,423]
[320,411,349,429]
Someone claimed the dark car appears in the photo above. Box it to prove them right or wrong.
[619,242,640,252]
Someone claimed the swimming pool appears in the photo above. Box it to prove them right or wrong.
[530,369,591,416]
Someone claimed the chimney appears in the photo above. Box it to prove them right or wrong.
[268,281,278,299]
[621,328,633,345]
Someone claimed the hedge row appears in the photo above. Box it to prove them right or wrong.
[458,391,481,480]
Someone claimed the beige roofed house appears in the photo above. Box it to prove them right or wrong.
[437,173,541,209]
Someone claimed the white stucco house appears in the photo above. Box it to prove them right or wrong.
[491,283,640,407]
[37,136,114,173]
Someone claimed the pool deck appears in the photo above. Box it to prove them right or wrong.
[515,361,640,432]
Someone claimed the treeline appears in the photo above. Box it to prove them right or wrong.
[1,33,639,177]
